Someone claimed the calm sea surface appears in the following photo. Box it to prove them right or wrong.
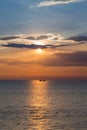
[0,80,87,130]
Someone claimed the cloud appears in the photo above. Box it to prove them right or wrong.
[0,33,64,43]
[38,51,87,66]
[37,35,51,40]
[26,33,63,40]
[1,42,71,49]
[26,36,36,40]
[1,33,87,50]
[26,35,50,40]
[35,0,83,7]
[0,51,87,67]
[67,36,87,41]
[1,43,48,49]
[0,36,19,40]
[0,33,87,69]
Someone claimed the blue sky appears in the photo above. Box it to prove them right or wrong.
[0,0,87,37]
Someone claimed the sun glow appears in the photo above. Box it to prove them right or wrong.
[36,48,43,53]
[34,41,44,45]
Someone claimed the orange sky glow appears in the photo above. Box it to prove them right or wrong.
[0,33,87,79]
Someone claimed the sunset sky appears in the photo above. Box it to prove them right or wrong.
[0,0,87,79]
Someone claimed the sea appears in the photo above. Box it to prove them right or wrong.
[0,80,87,130]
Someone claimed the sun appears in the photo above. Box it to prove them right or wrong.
[34,41,44,53]
[36,48,43,53]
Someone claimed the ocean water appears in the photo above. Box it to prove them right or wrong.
[0,80,87,130]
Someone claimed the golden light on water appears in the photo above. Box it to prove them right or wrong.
[27,80,49,130]
[30,80,48,107]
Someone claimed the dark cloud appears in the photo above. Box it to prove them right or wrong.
[56,51,87,63]
[26,35,52,40]
[38,51,87,66]
[1,42,71,49]
[67,36,87,42]
[1,34,87,50]
[25,35,87,42]
[36,35,51,40]
[1,43,48,49]
[0,36,19,40]
[26,36,36,40]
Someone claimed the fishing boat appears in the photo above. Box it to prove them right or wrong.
[39,79,46,81]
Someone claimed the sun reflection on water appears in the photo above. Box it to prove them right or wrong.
[27,80,50,130]
[30,80,49,107]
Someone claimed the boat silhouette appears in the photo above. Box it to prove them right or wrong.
[39,79,46,81]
